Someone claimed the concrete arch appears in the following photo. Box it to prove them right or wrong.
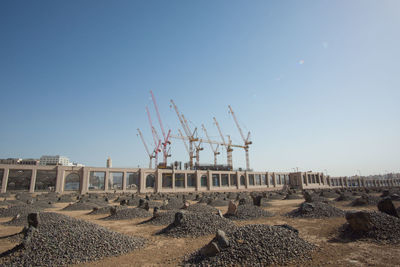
[64,172,80,191]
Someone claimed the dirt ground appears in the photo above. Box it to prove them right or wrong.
[1,198,399,267]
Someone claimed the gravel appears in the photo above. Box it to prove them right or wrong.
[207,199,230,207]
[160,198,185,210]
[102,207,152,220]
[350,195,381,206]
[186,203,219,213]
[338,210,400,244]
[139,210,177,225]
[224,204,274,220]
[62,201,102,211]
[0,204,42,218]
[157,211,236,238]
[184,224,315,266]
[286,201,345,218]
[0,212,146,266]
[87,206,126,215]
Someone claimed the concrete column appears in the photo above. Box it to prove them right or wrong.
[104,171,109,191]
[236,171,240,189]
[358,177,362,187]
[273,173,277,187]
[172,172,176,190]
[318,173,322,185]
[122,171,127,191]
[195,171,201,191]
[55,166,65,193]
[1,168,9,193]
[245,172,249,189]
[207,170,212,190]
[340,177,344,188]
[304,173,309,186]
[184,173,188,189]
[80,167,89,194]
[29,168,37,193]
[156,170,162,193]
[139,169,145,193]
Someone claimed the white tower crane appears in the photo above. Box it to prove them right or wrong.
[228,105,252,170]
[202,124,220,166]
[137,128,154,169]
[213,117,233,169]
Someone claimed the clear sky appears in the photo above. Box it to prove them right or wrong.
[1,1,399,176]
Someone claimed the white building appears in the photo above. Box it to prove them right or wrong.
[39,155,71,166]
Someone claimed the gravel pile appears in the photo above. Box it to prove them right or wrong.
[335,194,356,202]
[338,210,400,244]
[160,198,185,210]
[139,210,177,225]
[62,201,102,211]
[286,202,345,218]
[0,205,42,218]
[186,203,218,213]
[103,207,151,220]
[87,206,126,215]
[207,199,230,207]
[184,224,315,266]
[284,193,304,200]
[224,204,274,220]
[157,211,236,238]
[350,195,381,206]
[0,212,146,266]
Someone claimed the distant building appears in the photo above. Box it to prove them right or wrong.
[0,158,39,165]
[106,157,112,168]
[39,155,71,166]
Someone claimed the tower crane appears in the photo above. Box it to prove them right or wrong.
[213,117,233,169]
[228,105,252,170]
[146,106,162,168]
[150,90,171,168]
[202,124,220,166]
[170,100,199,169]
[136,128,154,169]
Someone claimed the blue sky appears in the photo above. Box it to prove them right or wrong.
[1,1,399,176]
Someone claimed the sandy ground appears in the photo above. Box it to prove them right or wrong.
[1,198,400,266]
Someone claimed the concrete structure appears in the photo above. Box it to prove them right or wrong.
[0,158,39,165]
[0,163,399,194]
[39,155,71,166]
[106,157,112,168]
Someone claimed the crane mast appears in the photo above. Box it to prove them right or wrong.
[150,90,171,167]
[137,128,154,169]
[202,124,220,166]
[213,117,233,169]
[170,99,199,170]
[228,105,252,170]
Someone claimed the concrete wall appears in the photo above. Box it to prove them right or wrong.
[0,164,399,194]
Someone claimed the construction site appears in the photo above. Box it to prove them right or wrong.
[137,91,253,172]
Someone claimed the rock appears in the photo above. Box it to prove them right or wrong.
[174,211,185,225]
[277,224,299,235]
[346,211,374,232]
[378,198,399,218]
[120,199,128,206]
[226,201,237,215]
[153,207,159,217]
[216,230,229,247]
[217,209,224,218]
[27,213,39,228]
[200,241,220,257]
[252,195,263,206]
[181,202,190,209]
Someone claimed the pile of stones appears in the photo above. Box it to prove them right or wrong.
[102,207,151,220]
[62,201,102,211]
[286,201,345,218]
[207,198,230,207]
[160,198,185,210]
[157,211,236,238]
[350,194,381,206]
[87,205,125,215]
[224,201,274,220]
[339,210,400,244]
[186,203,218,213]
[335,193,356,202]
[0,204,42,218]
[184,224,315,266]
[0,212,146,266]
[140,209,177,225]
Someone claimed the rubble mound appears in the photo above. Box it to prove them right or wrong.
[0,205,42,218]
[186,203,218,213]
[335,193,356,202]
[160,198,185,210]
[139,210,177,225]
[102,207,151,220]
[157,211,236,238]
[207,199,230,207]
[338,211,400,244]
[286,202,345,218]
[350,195,381,206]
[0,212,146,267]
[87,206,126,215]
[224,204,274,220]
[184,224,315,266]
[62,201,102,211]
